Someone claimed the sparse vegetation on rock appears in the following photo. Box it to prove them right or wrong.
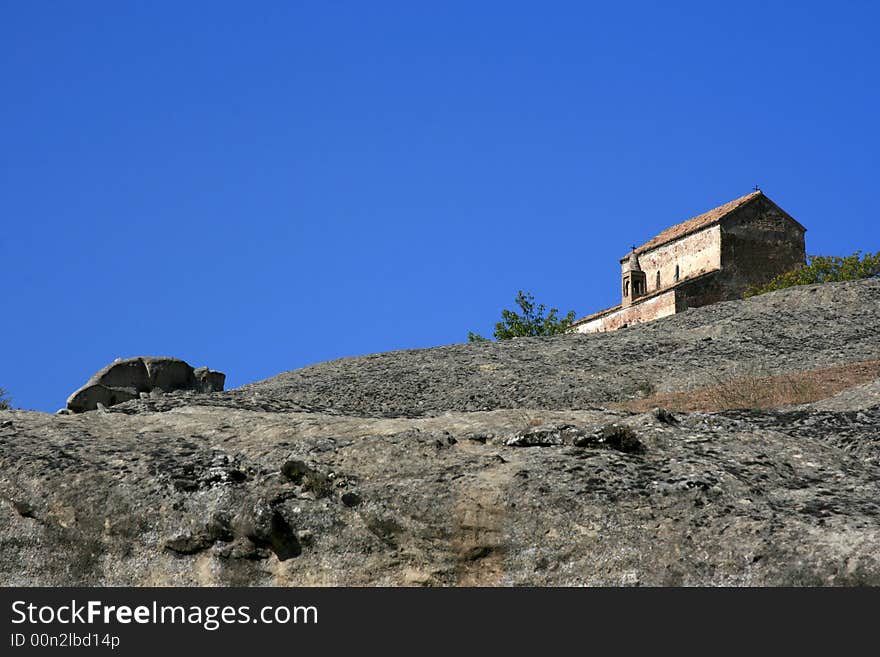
[468,290,576,342]
[0,388,11,410]
[745,250,880,297]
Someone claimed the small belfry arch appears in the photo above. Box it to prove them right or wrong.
[621,248,647,307]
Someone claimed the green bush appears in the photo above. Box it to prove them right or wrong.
[469,291,576,341]
[745,251,880,298]
[0,388,11,410]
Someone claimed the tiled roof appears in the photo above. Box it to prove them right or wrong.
[632,191,762,255]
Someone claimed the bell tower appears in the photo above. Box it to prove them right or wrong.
[621,248,647,307]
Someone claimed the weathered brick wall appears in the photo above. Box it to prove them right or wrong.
[629,225,722,299]
[719,196,806,293]
[578,193,807,332]
[673,271,731,311]
[659,198,806,311]
[575,289,677,333]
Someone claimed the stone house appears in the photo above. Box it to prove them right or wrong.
[572,191,806,333]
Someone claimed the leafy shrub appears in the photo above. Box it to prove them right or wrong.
[745,251,880,297]
[0,388,11,410]
[469,291,576,341]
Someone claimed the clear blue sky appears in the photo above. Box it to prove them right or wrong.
[2,1,877,412]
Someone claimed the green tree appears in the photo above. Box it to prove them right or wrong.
[745,250,880,298]
[469,291,577,341]
[0,388,11,410]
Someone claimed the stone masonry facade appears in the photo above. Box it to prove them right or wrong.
[573,191,806,333]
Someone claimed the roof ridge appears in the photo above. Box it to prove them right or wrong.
[632,191,762,255]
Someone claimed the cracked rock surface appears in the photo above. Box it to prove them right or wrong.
[1,279,879,585]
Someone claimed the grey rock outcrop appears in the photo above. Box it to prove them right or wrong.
[1,279,879,586]
[2,403,880,586]
[66,357,225,413]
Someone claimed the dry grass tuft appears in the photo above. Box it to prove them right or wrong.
[615,359,880,413]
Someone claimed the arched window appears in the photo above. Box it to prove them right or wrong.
[675,264,680,282]
[656,271,661,289]
[624,280,630,297]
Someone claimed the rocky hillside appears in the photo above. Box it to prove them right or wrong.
[1,279,879,586]
[116,277,880,417]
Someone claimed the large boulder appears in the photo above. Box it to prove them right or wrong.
[143,357,195,392]
[89,358,150,391]
[193,367,226,393]
[66,357,225,413]
[65,383,140,413]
